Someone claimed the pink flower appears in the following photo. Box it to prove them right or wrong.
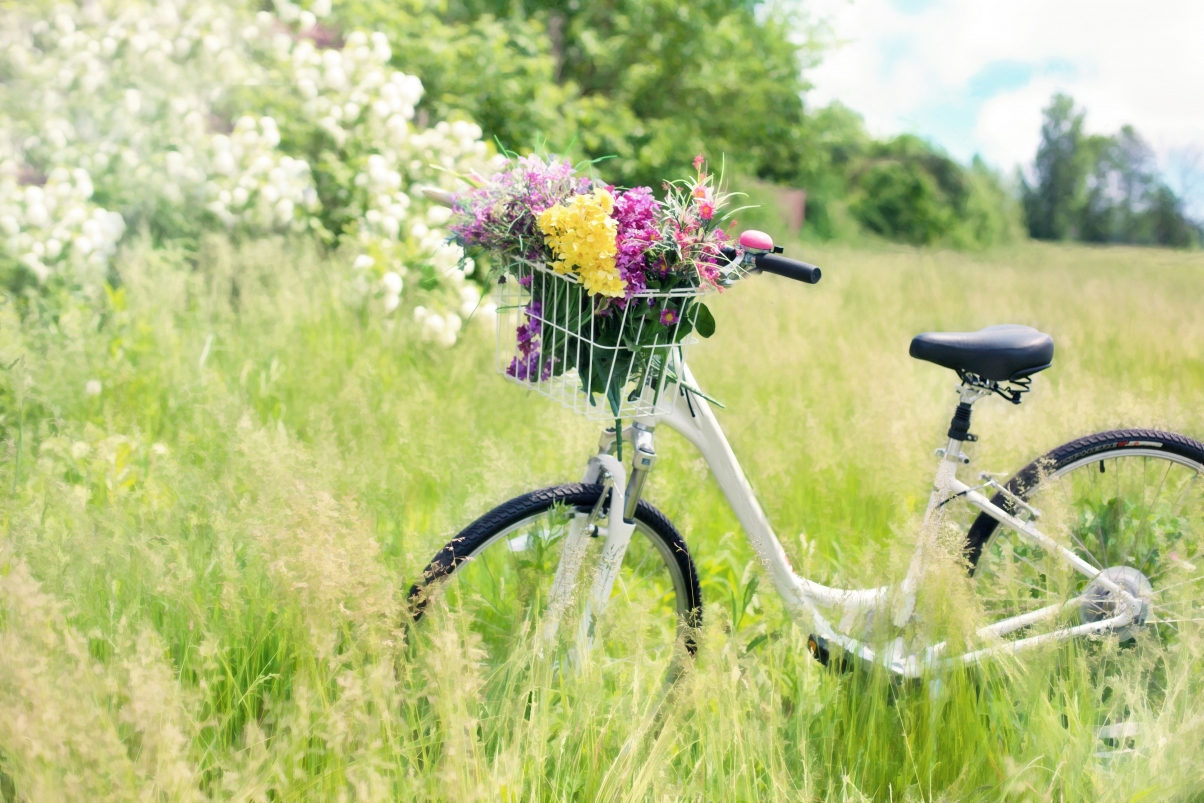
[693,154,705,171]
[698,201,715,221]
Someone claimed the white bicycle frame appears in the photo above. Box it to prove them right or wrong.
[550,363,1145,679]
[411,186,1143,677]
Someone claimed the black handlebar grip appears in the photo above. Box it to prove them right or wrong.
[754,252,822,284]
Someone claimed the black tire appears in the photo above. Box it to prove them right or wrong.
[965,429,1204,573]
[409,483,702,654]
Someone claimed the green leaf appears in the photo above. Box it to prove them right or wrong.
[693,304,716,339]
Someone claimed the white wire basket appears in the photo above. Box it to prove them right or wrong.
[495,259,711,420]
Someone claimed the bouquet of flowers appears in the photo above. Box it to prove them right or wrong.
[449,154,744,417]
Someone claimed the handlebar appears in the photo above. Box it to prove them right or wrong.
[752,251,822,284]
[716,247,822,285]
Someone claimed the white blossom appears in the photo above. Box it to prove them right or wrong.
[0,0,492,338]
[459,284,481,319]
[382,271,403,295]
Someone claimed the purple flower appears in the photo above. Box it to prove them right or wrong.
[449,155,597,262]
[514,300,543,356]
[612,187,662,301]
[506,351,555,381]
[506,300,554,381]
[659,307,679,326]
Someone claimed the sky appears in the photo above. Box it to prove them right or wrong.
[803,0,1204,209]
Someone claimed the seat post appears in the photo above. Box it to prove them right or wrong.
[942,385,990,463]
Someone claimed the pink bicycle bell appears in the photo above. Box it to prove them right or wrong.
[738,229,774,254]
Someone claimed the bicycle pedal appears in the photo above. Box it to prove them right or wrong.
[806,634,830,666]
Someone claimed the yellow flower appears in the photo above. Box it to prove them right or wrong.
[536,188,625,298]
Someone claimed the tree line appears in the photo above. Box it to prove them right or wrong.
[1023,94,1200,248]
[335,0,1197,250]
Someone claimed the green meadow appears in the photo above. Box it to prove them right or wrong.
[2,234,1203,800]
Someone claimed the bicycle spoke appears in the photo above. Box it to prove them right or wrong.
[1168,471,1201,522]
[1070,529,1104,570]
[1148,571,1204,596]
[1079,465,1109,568]
[1141,460,1173,553]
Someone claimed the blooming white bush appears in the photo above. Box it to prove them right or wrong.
[0,162,124,288]
[0,0,494,345]
[197,116,320,232]
[285,28,498,342]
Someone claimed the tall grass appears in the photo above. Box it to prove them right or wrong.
[1,232,1202,800]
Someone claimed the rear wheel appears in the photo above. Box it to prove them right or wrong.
[963,430,1204,751]
[967,429,1204,634]
[409,484,701,685]
[966,430,1204,748]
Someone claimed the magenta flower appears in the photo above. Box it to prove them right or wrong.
[659,308,679,326]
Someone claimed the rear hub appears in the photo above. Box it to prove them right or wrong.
[1080,566,1152,640]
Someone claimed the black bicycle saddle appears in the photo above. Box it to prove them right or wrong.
[909,325,1054,382]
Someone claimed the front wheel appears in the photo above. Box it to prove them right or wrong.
[409,484,701,682]
[967,429,1204,638]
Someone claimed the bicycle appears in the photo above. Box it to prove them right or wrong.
[408,226,1204,712]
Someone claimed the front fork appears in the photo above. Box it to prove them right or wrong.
[541,423,658,652]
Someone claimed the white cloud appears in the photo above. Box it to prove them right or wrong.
[804,0,1204,174]
[973,80,1057,175]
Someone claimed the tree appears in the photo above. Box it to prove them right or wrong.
[335,0,820,189]
[849,135,960,245]
[1080,126,1160,243]
[1022,93,1088,240]
[1024,94,1198,248]
[1146,186,1199,248]
[845,135,1020,248]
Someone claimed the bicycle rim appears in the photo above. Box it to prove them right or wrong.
[419,501,695,685]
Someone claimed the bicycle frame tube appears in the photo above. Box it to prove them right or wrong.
[563,363,1141,677]
[656,365,1140,676]
[652,365,889,613]
[643,365,889,654]
[538,453,637,654]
